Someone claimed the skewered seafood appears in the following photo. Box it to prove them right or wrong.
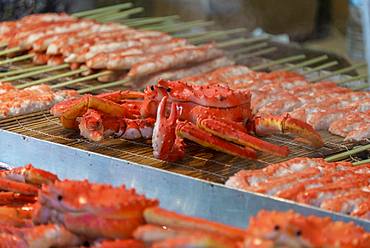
[183,66,370,141]
[0,85,78,119]
[51,80,323,162]
[226,157,370,219]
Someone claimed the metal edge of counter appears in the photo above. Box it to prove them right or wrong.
[0,129,369,230]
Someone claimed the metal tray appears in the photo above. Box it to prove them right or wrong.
[1,129,369,231]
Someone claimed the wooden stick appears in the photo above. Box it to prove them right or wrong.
[164,20,215,33]
[279,55,329,71]
[51,71,112,89]
[72,3,133,17]
[301,61,338,75]
[16,68,87,89]
[78,78,130,94]
[250,54,306,70]
[0,64,69,82]
[85,4,132,21]
[126,15,179,27]
[0,65,51,78]
[0,47,22,57]
[353,158,370,165]
[98,7,144,22]
[143,20,214,32]
[229,42,268,55]
[236,47,277,61]
[217,37,262,48]
[0,54,33,66]
[325,144,370,162]
[189,28,247,43]
[335,73,368,85]
[352,83,370,90]
[310,62,367,82]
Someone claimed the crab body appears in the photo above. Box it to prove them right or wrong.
[33,180,158,240]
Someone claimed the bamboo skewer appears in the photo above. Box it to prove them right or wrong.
[78,78,130,94]
[71,3,133,17]
[0,54,33,66]
[0,47,21,57]
[229,42,269,55]
[352,83,370,91]
[335,73,368,85]
[236,47,277,61]
[0,64,69,82]
[83,3,134,20]
[16,68,88,89]
[143,20,215,33]
[98,7,145,22]
[353,158,370,166]
[51,71,113,89]
[310,62,367,82]
[126,15,179,27]
[301,61,339,75]
[217,38,256,49]
[250,54,306,70]
[279,55,329,71]
[189,28,247,43]
[325,144,370,162]
[0,65,51,78]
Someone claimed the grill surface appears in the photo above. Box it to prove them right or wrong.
[0,110,358,183]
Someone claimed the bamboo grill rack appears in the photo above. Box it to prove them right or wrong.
[0,4,369,185]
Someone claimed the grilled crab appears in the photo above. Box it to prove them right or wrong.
[51,80,323,162]
[144,80,323,161]
[244,210,370,248]
[32,179,158,240]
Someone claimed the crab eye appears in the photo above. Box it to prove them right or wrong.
[274,225,280,231]
[150,85,154,91]
[295,230,302,236]
[166,88,171,93]
[57,195,63,201]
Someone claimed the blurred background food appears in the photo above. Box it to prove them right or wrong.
[1,0,364,67]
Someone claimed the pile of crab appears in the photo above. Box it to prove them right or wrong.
[0,164,369,247]
[51,79,324,162]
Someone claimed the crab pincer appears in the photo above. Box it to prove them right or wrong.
[152,96,185,162]
[250,114,324,148]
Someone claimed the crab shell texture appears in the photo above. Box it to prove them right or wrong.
[1,164,59,186]
[141,79,252,122]
[244,210,370,248]
[33,180,158,239]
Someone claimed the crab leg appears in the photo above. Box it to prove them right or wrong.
[0,177,38,195]
[198,118,290,157]
[60,95,133,129]
[78,109,155,141]
[250,114,324,148]
[0,192,36,205]
[144,207,245,241]
[0,164,59,186]
[178,121,257,160]
[0,206,33,227]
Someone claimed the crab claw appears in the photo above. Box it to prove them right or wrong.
[152,97,185,162]
[198,118,289,157]
[250,114,324,148]
[177,121,257,160]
